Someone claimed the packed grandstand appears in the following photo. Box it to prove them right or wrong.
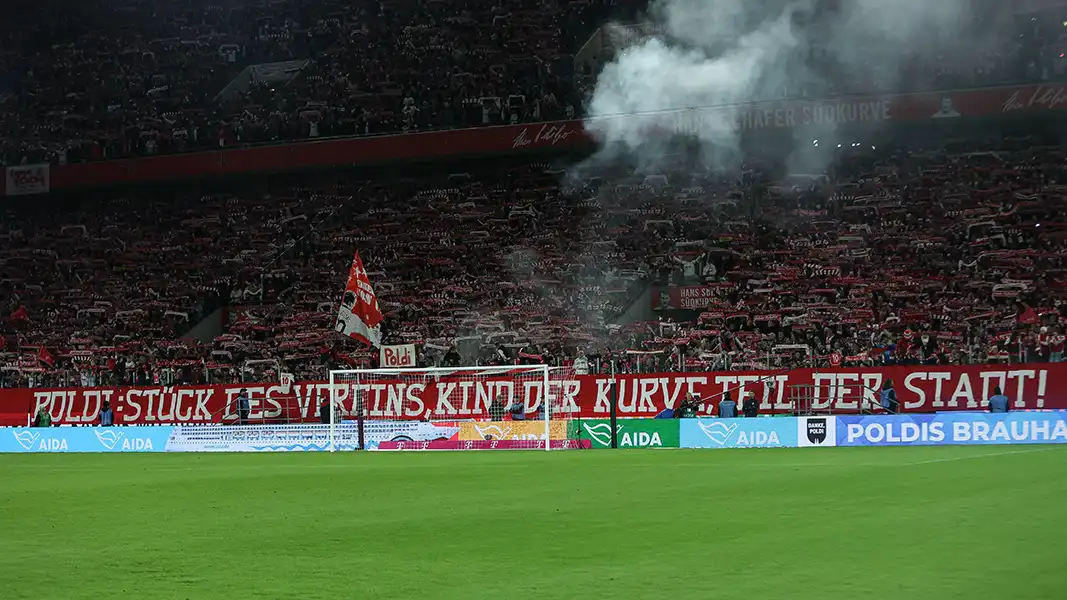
[0,0,1066,409]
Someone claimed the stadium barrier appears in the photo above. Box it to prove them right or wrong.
[1,412,1065,452]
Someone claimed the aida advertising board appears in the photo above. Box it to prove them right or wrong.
[579,419,680,448]
[679,417,798,449]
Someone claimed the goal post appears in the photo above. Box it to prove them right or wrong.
[327,365,580,451]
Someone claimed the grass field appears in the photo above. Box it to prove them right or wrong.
[2,446,1066,600]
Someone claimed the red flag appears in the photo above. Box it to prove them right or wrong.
[335,251,383,348]
[37,346,54,368]
[10,306,28,322]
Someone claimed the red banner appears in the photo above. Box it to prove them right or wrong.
[1,82,1059,196]
[2,363,1062,426]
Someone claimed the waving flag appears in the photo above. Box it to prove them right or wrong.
[335,251,383,348]
[37,346,54,368]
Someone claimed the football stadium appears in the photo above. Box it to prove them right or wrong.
[3,0,1067,598]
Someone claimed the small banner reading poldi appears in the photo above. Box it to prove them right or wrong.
[380,344,416,368]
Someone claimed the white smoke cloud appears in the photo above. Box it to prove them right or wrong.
[582,0,993,171]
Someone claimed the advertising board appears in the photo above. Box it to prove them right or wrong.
[579,419,680,448]
[456,420,571,442]
[836,412,1067,446]
[679,417,799,449]
[0,426,173,453]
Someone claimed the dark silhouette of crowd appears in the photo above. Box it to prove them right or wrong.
[0,0,1064,166]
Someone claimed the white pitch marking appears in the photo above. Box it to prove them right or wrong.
[905,446,1059,465]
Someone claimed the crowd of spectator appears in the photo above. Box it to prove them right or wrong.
[636,143,1067,373]
[2,128,1066,388]
[2,0,1066,166]
[0,0,604,166]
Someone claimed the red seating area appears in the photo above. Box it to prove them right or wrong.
[644,145,1067,372]
[2,133,1066,388]
[2,1,1067,389]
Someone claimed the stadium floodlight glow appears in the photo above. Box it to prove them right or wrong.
[327,365,574,451]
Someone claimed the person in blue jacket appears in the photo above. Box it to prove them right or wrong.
[880,380,899,414]
[718,392,737,418]
[988,387,1010,413]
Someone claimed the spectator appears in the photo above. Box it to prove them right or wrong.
[32,407,51,427]
[508,398,525,421]
[718,392,738,419]
[880,380,899,414]
[742,392,759,418]
[988,387,1010,413]
[236,389,251,425]
[99,400,114,426]
[1051,328,1065,364]
[488,396,507,421]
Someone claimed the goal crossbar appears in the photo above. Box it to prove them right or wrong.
[328,365,557,451]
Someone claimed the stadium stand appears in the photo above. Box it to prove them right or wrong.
[2,126,1066,388]
[0,0,1064,166]
[2,1,1067,389]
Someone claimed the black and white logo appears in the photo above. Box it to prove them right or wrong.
[798,416,837,447]
[806,418,827,445]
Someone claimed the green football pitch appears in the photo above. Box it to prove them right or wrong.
[2,446,1066,600]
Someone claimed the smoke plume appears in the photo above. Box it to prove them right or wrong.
[582,0,999,171]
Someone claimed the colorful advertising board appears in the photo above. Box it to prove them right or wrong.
[166,421,461,452]
[456,420,572,442]
[578,419,681,448]
[0,422,461,453]
[679,417,799,449]
[835,412,1067,447]
[3,364,1062,426]
[376,439,590,451]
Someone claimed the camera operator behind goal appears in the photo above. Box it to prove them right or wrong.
[675,393,700,418]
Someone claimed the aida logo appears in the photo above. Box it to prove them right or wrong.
[473,425,512,441]
[13,430,41,450]
[698,422,739,446]
[582,423,614,446]
[95,429,155,451]
[95,430,124,450]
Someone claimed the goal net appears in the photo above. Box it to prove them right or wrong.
[327,365,584,451]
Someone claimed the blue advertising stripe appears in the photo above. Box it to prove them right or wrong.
[680,417,799,449]
[836,412,1067,447]
[0,427,174,453]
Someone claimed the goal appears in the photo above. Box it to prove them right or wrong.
[326,365,582,451]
